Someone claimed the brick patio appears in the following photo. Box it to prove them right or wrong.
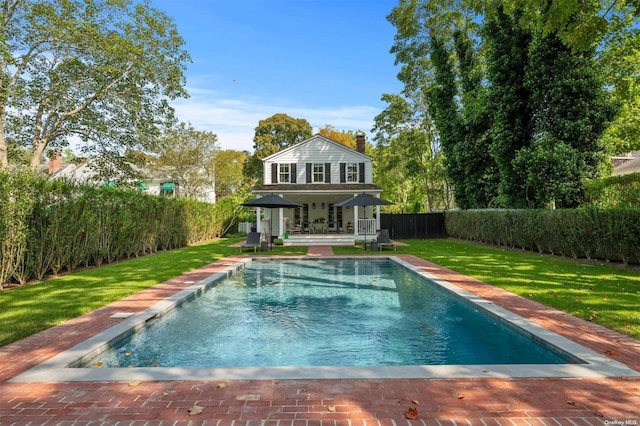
[1,248,639,425]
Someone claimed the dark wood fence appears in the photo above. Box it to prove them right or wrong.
[380,213,446,239]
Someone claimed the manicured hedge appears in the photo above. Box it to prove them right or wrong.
[0,170,223,287]
[445,208,640,265]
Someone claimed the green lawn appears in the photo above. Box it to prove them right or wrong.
[0,238,306,347]
[335,240,640,339]
[1,238,638,348]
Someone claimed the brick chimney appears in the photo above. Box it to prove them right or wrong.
[48,152,63,174]
[356,133,365,153]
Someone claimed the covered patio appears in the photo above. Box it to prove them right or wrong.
[251,184,387,240]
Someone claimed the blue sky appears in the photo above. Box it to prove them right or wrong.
[151,0,403,152]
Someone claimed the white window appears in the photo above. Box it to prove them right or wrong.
[279,163,290,183]
[346,163,358,183]
[313,163,324,183]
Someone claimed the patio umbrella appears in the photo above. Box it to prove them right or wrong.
[335,193,393,250]
[242,194,302,250]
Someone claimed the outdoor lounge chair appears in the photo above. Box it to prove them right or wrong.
[240,232,261,253]
[377,229,396,251]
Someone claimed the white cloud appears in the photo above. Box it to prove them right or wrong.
[170,95,382,152]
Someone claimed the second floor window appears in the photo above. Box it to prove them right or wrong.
[346,163,358,182]
[313,163,324,183]
[279,163,290,183]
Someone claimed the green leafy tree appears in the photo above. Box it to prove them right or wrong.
[373,92,449,211]
[515,32,618,207]
[483,5,533,207]
[214,149,248,199]
[599,26,640,153]
[389,1,496,209]
[153,122,218,201]
[243,113,312,182]
[0,0,190,169]
[451,28,499,208]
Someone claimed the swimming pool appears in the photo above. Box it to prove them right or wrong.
[12,256,639,382]
[84,258,569,368]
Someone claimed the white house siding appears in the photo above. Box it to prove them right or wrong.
[263,135,372,185]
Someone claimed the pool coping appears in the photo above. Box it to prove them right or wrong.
[11,255,640,383]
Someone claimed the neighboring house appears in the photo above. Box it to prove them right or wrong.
[612,151,640,176]
[251,134,383,239]
[48,155,215,203]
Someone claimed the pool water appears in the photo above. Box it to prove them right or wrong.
[85,258,569,368]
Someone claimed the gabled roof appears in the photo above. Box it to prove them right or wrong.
[262,134,373,162]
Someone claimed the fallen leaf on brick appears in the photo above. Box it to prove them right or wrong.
[327,405,336,412]
[217,381,228,389]
[457,394,465,399]
[188,405,204,415]
[411,400,419,405]
[405,407,418,420]
[128,380,140,387]
[567,400,575,405]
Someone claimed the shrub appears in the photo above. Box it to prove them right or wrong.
[0,170,228,287]
[445,208,640,264]
[585,174,640,208]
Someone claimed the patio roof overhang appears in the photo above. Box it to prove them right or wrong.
[252,184,383,205]
[252,183,382,194]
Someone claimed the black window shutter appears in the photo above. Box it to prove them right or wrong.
[291,163,297,183]
[324,162,331,183]
[340,163,346,183]
[271,163,278,184]
[359,162,365,183]
[306,163,312,183]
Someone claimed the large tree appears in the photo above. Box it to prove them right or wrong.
[214,149,248,199]
[0,0,190,169]
[515,32,617,207]
[153,122,218,201]
[389,0,497,209]
[483,6,533,207]
[317,125,356,149]
[372,92,450,212]
[388,0,633,208]
[243,113,312,182]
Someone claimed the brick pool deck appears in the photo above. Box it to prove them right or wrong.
[1,247,639,425]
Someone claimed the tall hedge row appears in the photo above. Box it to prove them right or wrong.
[445,208,640,264]
[0,170,223,287]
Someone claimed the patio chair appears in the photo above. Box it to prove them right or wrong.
[377,229,396,251]
[240,232,261,253]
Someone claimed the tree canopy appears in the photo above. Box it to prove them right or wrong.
[152,122,218,202]
[243,113,312,182]
[383,0,633,208]
[0,0,190,170]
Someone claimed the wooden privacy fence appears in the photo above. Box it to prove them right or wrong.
[380,213,446,239]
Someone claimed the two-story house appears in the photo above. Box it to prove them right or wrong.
[251,133,384,243]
